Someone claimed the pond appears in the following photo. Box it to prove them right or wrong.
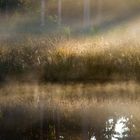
[0,83,139,140]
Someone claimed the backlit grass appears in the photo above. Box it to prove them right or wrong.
[0,36,140,83]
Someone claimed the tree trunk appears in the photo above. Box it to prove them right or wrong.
[5,0,8,18]
[83,0,90,27]
[97,0,102,25]
[41,0,45,26]
[58,0,62,25]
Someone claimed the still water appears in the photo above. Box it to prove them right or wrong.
[0,113,137,140]
[0,83,140,140]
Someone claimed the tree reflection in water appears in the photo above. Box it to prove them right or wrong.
[90,115,135,140]
[0,84,139,140]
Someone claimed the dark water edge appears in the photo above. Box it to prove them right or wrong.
[0,111,139,140]
[0,110,139,140]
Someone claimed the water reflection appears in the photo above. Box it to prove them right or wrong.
[90,116,135,140]
[0,84,139,140]
[113,117,130,139]
[59,135,64,139]
[0,108,138,140]
[90,136,96,140]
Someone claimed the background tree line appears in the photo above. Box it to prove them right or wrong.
[0,0,36,12]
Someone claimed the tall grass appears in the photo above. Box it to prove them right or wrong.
[0,37,140,83]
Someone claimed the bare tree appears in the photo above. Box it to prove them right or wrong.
[5,0,8,18]
[97,0,102,25]
[41,0,45,26]
[58,0,62,25]
[83,0,90,27]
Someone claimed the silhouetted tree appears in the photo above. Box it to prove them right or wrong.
[0,0,33,13]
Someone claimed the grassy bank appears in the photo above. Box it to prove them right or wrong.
[0,37,140,83]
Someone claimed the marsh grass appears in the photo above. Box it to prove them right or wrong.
[0,37,140,83]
